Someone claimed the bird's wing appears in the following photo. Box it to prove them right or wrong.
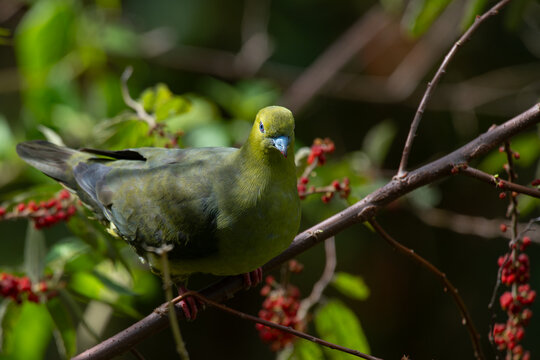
[72,147,237,260]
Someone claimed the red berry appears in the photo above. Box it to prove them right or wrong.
[18,277,32,292]
[532,179,540,186]
[514,152,520,160]
[500,292,513,310]
[16,203,26,212]
[27,292,39,303]
[499,192,506,199]
[67,205,76,216]
[59,189,70,199]
[500,224,507,233]
[498,180,505,189]
[522,236,531,250]
[332,180,341,190]
[0,207,5,217]
[300,177,309,184]
[28,201,38,212]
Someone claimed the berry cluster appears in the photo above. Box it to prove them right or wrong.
[297,138,350,203]
[0,273,54,304]
[307,138,335,165]
[0,190,76,229]
[257,275,303,351]
[492,236,535,359]
[297,176,350,202]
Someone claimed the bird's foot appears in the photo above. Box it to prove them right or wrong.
[176,285,201,321]
[242,267,263,289]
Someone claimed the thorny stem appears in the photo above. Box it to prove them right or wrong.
[458,166,540,199]
[121,66,157,130]
[297,237,337,320]
[368,219,485,360]
[176,291,383,360]
[397,0,513,177]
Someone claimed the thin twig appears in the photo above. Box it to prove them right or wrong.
[181,291,383,360]
[297,237,337,320]
[120,66,157,130]
[458,166,540,199]
[416,207,540,242]
[71,103,540,360]
[129,348,146,360]
[368,219,485,360]
[397,0,513,177]
[160,250,189,360]
[487,142,521,359]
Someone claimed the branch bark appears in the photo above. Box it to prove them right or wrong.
[73,103,540,360]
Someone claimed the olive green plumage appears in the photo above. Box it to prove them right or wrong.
[16,106,301,282]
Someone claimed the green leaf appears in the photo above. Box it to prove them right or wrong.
[0,115,15,159]
[68,267,140,317]
[478,133,540,173]
[314,300,370,359]
[37,124,65,146]
[2,302,53,360]
[407,185,441,210]
[45,237,97,273]
[47,297,76,359]
[24,222,46,283]
[362,120,397,167]
[289,339,325,360]
[331,272,370,301]
[460,0,488,30]
[405,0,452,37]
[504,0,532,30]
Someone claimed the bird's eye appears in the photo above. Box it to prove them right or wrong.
[259,121,265,133]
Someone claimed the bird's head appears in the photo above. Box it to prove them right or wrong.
[250,106,295,158]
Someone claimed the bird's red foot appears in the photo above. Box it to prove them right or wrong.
[176,284,200,321]
[243,267,263,289]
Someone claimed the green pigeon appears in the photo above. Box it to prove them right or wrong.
[16,106,301,319]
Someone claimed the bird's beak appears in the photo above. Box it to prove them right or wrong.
[272,136,290,157]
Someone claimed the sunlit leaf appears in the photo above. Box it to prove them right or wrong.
[504,0,532,30]
[460,0,488,30]
[332,272,370,301]
[24,222,46,283]
[404,0,452,37]
[2,302,53,360]
[478,133,540,173]
[68,267,140,317]
[407,185,441,209]
[45,237,96,273]
[362,120,397,167]
[289,339,325,360]
[314,300,370,359]
[47,297,76,359]
[37,125,65,146]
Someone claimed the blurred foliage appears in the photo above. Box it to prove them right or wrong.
[0,0,539,359]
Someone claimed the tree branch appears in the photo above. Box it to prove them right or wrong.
[459,166,540,199]
[72,103,540,360]
[368,219,484,360]
[397,0,513,177]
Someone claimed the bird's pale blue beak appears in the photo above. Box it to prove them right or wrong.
[272,136,290,157]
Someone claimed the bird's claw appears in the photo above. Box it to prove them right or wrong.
[243,267,263,289]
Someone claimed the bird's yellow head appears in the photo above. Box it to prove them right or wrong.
[250,106,295,158]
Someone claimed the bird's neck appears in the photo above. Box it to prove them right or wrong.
[235,138,296,203]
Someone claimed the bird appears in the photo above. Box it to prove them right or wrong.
[16,105,301,319]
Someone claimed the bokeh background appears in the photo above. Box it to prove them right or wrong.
[1,0,540,359]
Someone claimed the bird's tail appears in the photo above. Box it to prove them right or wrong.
[16,140,79,189]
